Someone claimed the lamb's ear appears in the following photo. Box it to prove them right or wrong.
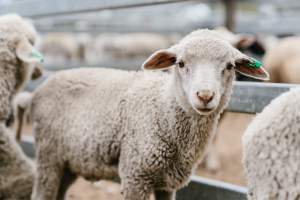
[16,39,44,64]
[234,57,269,81]
[236,35,265,55]
[142,50,177,70]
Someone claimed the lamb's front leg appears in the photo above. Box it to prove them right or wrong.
[154,190,176,200]
[121,178,152,200]
[31,148,64,200]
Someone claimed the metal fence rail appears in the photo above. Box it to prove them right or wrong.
[228,81,298,113]
[20,137,247,200]
[0,0,195,18]
[26,71,298,114]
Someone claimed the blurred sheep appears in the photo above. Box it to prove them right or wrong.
[39,33,86,64]
[263,36,300,83]
[84,33,179,63]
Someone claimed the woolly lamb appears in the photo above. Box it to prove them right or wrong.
[31,29,268,200]
[243,88,300,200]
[0,14,43,125]
[0,13,43,199]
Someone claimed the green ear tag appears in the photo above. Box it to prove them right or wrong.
[31,50,44,63]
[248,58,262,69]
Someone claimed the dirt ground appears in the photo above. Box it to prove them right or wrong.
[21,112,254,199]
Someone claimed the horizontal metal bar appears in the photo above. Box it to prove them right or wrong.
[20,137,246,200]
[227,81,298,114]
[26,65,298,114]
[35,25,194,35]
[20,135,35,158]
[177,176,247,200]
[0,0,195,18]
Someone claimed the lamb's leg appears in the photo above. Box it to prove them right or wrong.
[57,167,77,200]
[204,142,221,172]
[121,179,151,200]
[31,162,64,200]
[154,190,175,200]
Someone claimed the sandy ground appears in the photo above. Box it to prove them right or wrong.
[20,112,254,199]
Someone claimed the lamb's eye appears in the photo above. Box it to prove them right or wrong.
[178,60,185,68]
[28,39,34,45]
[226,63,234,70]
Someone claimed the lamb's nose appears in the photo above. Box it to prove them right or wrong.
[196,90,215,105]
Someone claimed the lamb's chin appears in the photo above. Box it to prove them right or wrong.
[192,106,216,116]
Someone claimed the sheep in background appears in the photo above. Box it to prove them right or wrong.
[0,14,43,127]
[84,33,179,63]
[215,27,266,57]
[243,87,300,200]
[0,14,43,199]
[39,33,80,64]
[29,29,268,200]
[263,36,300,83]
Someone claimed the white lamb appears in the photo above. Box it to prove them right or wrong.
[29,29,268,200]
[0,14,43,199]
[243,87,300,200]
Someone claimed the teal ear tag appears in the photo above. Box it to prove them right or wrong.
[31,50,44,63]
[248,58,262,69]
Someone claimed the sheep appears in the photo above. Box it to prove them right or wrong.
[0,14,43,125]
[0,14,43,199]
[39,33,80,65]
[263,36,300,83]
[29,29,268,200]
[84,33,179,63]
[242,87,300,200]
[0,123,35,200]
[215,27,266,57]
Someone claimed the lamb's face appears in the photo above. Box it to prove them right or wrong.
[172,38,237,115]
[0,14,44,89]
[142,29,269,115]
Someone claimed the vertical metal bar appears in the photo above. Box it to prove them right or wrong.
[222,0,237,31]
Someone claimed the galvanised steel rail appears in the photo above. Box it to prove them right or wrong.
[0,0,196,18]
[20,136,247,200]
[228,81,298,113]
[26,65,299,114]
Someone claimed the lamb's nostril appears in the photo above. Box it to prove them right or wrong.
[196,91,215,105]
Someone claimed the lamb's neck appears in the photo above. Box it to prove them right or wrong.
[0,63,15,116]
[160,82,222,151]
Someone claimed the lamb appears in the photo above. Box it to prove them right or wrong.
[30,29,268,200]
[0,14,43,199]
[242,87,300,200]
[0,14,43,125]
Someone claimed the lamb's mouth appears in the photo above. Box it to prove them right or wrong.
[194,107,215,115]
[198,108,213,112]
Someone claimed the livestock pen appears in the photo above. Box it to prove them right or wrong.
[0,0,299,199]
